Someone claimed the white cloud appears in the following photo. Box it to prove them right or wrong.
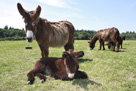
[36,0,80,11]
[37,0,69,8]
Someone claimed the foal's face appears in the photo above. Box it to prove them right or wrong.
[62,50,84,78]
[17,3,41,42]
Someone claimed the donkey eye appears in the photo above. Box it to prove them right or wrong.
[32,22,35,26]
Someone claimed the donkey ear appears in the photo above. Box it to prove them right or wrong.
[62,52,69,58]
[87,40,91,43]
[17,3,27,17]
[123,36,126,40]
[34,5,41,19]
[73,51,84,58]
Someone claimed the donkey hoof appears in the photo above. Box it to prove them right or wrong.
[40,79,45,83]
[27,81,33,85]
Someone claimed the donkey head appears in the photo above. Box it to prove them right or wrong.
[88,40,95,50]
[62,50,84,78]
[17,3,41,42]
[122,36,126,40]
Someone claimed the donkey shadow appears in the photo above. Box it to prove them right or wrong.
[78,58,93,63]
[72,79,102,89]
[104,49,127,52]
[118,50,127,52]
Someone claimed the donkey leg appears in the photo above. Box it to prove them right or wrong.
[39,44,49,57]
[112,45,115,51]
[74,70,88,79]
[102,42,105,50]
[39,44,45,57]
[27,70,35,85]
[35,73,46,83]
[64,34,74,51]
[121,43,122,48]
[116,42,119,52]
[64,43,74,51]
[99,43,102,50]
[43,49,49,57]
[27,61,45,84]
[99,39,103,50]
[108,44,111,49]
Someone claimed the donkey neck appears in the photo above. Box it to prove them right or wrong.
[90,34,99,44]
[34,18,49,40]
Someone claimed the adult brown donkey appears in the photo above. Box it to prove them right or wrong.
[17,3,75,57]
[27,50,88,85]
[88,27,120,52]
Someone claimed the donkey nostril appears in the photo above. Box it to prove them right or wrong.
[27,37,32,42]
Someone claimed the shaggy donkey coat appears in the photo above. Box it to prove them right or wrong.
[17,3,75,57]
[88,27,120,52]
[27,50,88,85]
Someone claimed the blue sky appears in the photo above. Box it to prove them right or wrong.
[0,0,136,33]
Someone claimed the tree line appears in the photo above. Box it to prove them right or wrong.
[0,25,136,41]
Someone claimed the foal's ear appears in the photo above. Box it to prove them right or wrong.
[62,52,69,58]
[17,3,27,17]
[34,5,41,19]
[77,51,84,58]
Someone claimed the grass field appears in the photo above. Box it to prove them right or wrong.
[0,40,136,91]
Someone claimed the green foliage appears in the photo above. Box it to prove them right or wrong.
[0,28,25,40]
[74,29,96,40]
[0,26,136,40]
[0,40,136,90]
[121,33,136,40]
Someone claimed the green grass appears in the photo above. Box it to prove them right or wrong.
[0,40,136,91]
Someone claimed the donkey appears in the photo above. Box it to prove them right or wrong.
[27,50,88,85]
[17,3,75,57]
[88,27,120,52]
[119,36,126,48]
[106,36,126,49]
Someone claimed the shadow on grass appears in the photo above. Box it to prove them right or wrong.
[78,58,93,63]
[118,50,127,52]
[72,78,102,90]
[103,49,127,52]
[120,48,126,49]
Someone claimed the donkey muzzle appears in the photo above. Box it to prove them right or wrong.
[90,47,94,50]
[26,31,34,42]
[27,37,32,42]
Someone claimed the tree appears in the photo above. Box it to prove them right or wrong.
[78,31,90,40]
[4,25,8,30]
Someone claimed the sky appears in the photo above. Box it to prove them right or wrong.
[0,0,136,33]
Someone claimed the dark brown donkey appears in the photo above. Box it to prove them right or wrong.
[88,27,120,52]
[106,36,126,49]
[119,36,125,48]
[27,50,88,85]
[17,3,75,57]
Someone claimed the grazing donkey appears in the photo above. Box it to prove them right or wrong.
[106,36,126,49]
[88,27,120,52]
[27,50,88,85]
[17,3,75,57]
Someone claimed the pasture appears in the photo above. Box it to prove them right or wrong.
[0,40,136,91]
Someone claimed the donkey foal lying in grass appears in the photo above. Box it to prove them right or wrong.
[27,50,88,85]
